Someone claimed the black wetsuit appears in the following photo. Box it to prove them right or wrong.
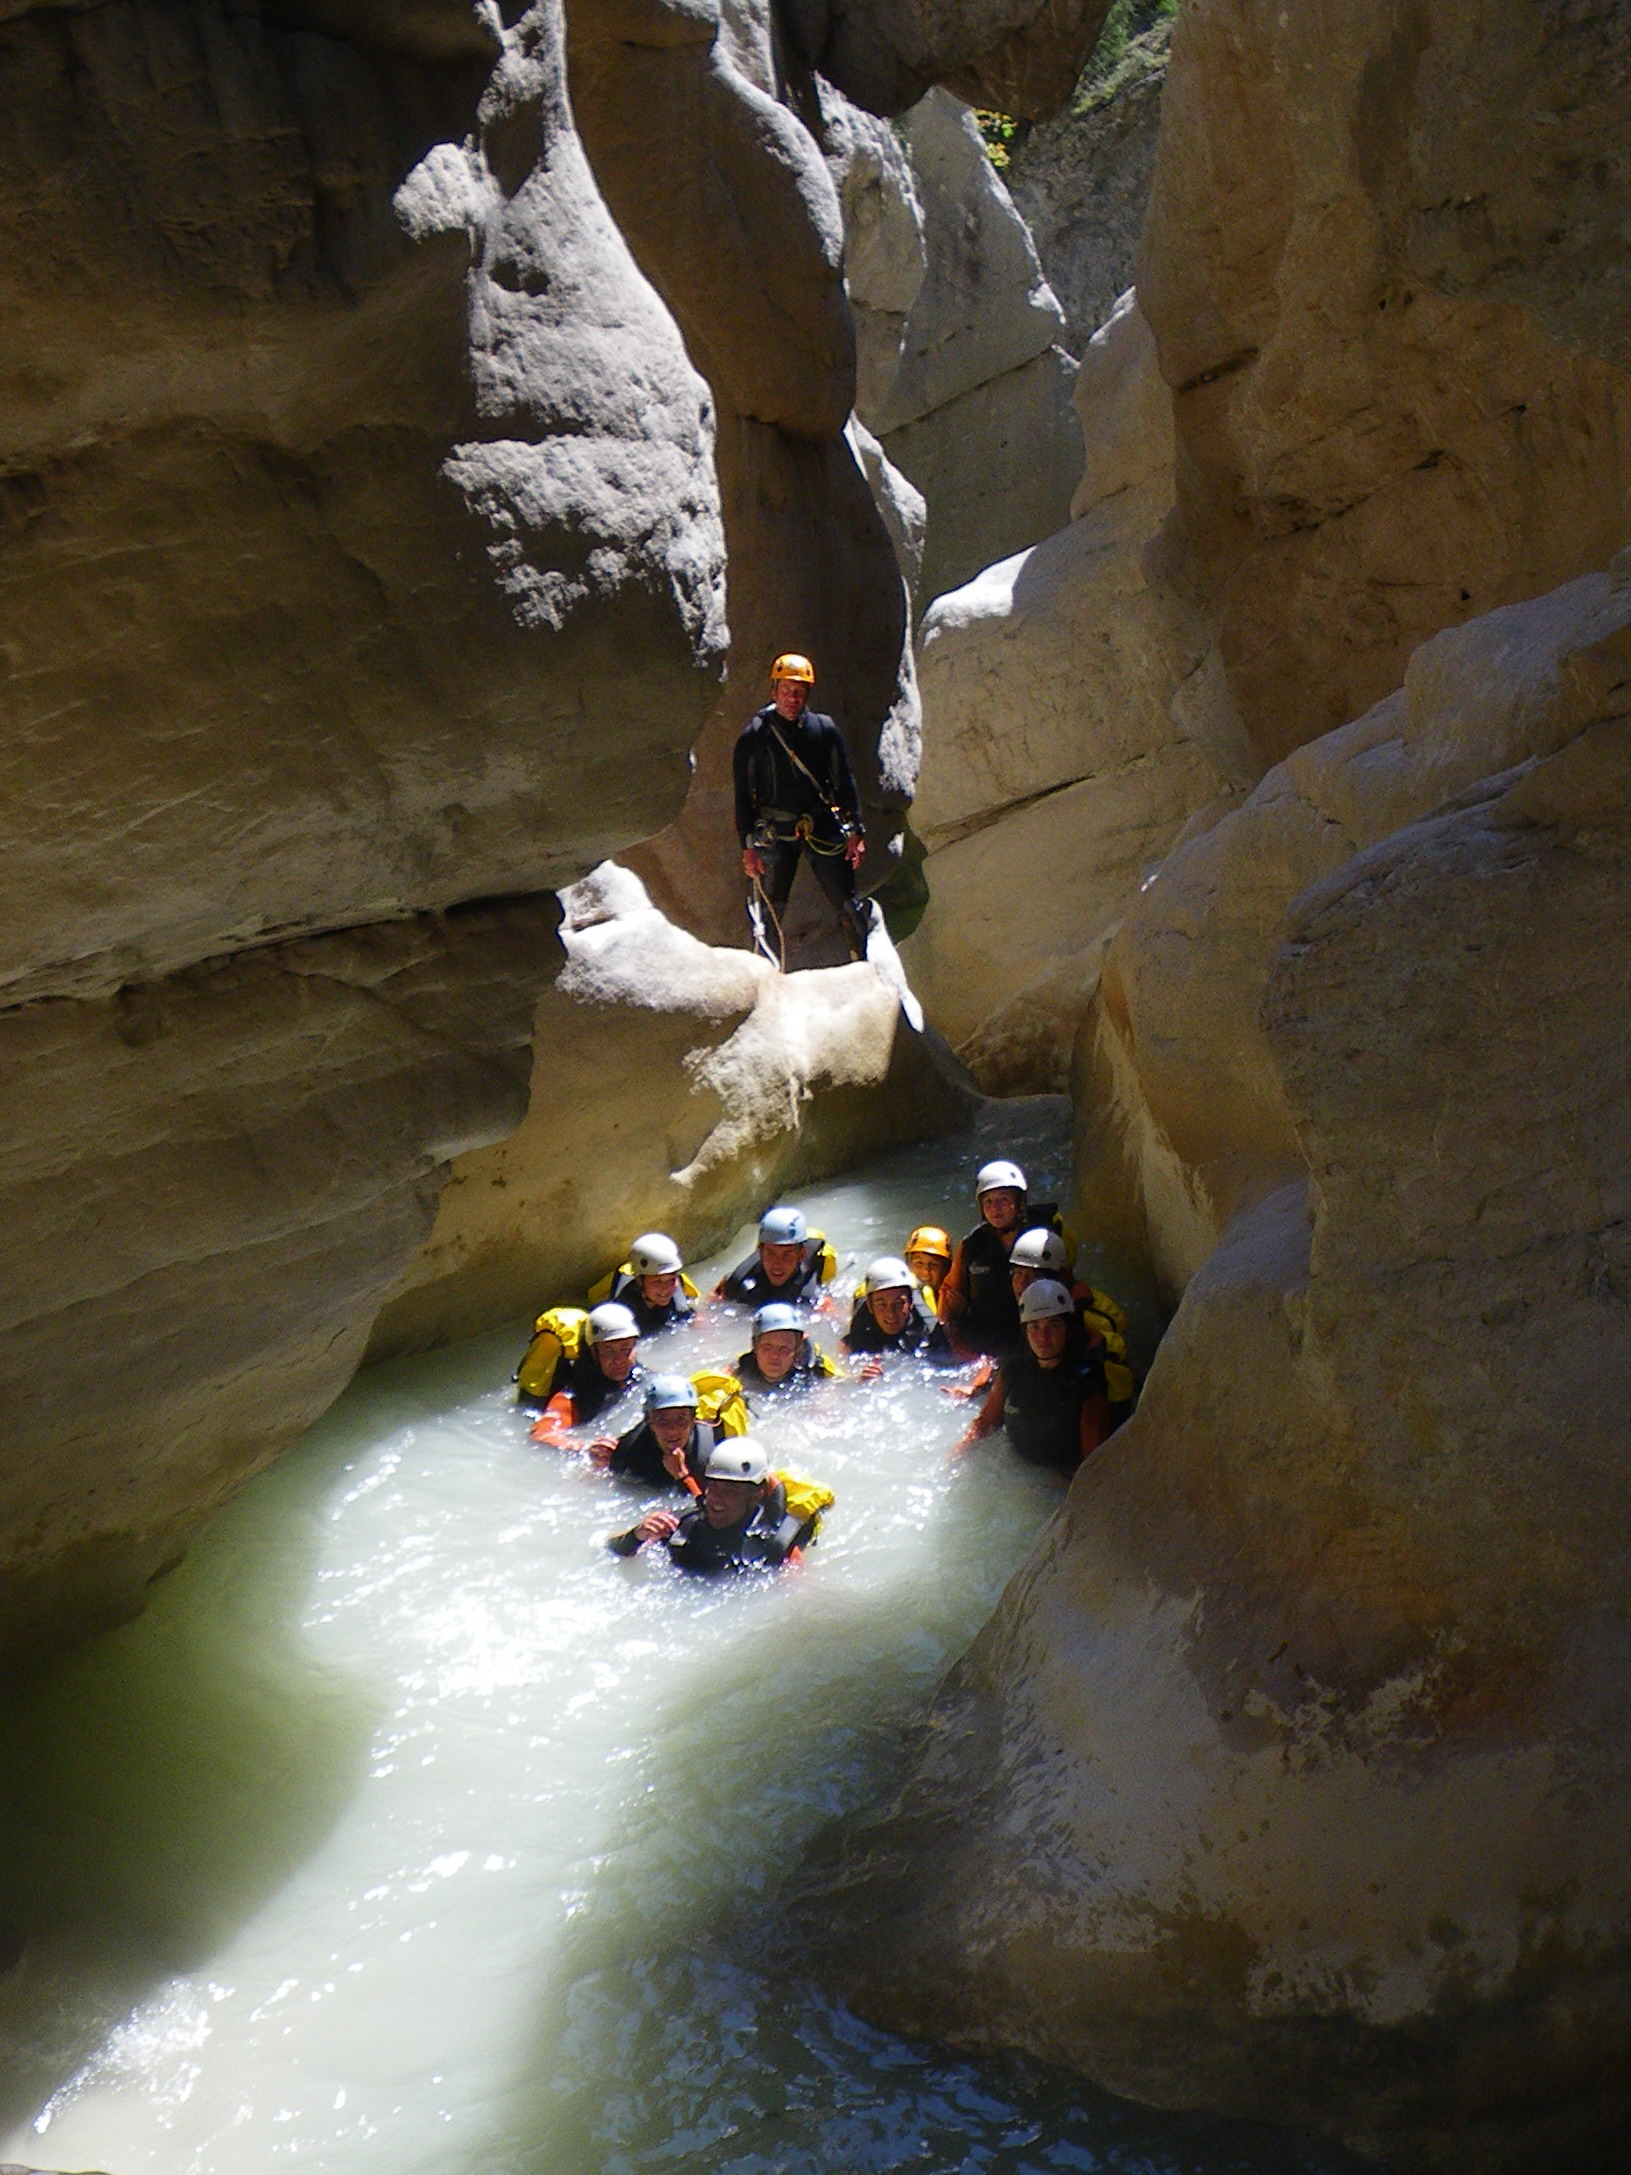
[607,1417,716,1489]
[666,1483,811,1573]
[947,1202,1066,1356]
[719,1241,827,1308]
[536,1345,640,1426]
[734,705,867,952]
[843,1293,953,1362]
[598,1268,697,1335]
[735,1343,836,1395]
[1001,1338,1110,1473]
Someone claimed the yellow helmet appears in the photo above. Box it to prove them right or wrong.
[905,1225,953,1262]
[770,652,815,686]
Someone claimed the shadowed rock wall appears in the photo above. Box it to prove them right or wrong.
[0,0,725,1662]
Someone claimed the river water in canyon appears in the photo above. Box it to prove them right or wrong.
[0,1100,1350,2175]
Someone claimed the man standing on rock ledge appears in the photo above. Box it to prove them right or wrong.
[735,652,869,963]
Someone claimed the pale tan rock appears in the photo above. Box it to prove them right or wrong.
[1139,0,1631,768]
[902,292,1249,1091]
[0,898,557,1663]
[811,562,1631,2171]
[369,864,977,1354]
[0,0,727,1660]
[1078,557,1631,1288]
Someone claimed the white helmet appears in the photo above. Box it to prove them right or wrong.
[1010,1228,1068,1275]
[974,1159,1026,1199]
[586,1301,640,1344]
[629,1232,683,1277]
[862,1255,914,1296]
[703,1437,771,1486]
[643,1373,697,1413]
[758,1205,808,1246]
[752,1301,804,1339]
[1018,1278,1075,1324]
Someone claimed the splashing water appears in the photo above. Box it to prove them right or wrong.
[0,1100,1347,2175]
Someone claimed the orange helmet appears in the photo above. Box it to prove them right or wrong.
[905,1225,953,1262]
[770,652,815,686]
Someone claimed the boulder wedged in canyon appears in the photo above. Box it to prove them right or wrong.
[0,0,727,1658]
[368,862,978,1357]
[789,0,1115,120]
[1139,0,1631,769]
[802,560,1631,2171]
[902,291,1250,1092]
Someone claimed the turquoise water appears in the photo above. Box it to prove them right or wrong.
[0,1102,1347,2175]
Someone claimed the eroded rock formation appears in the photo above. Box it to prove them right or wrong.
[811,552,1631,2175]
[829,85,1083,605]
[902,290,1249,1090]
[369,863,976,1355]
[1006,8,1171,356]
[0,0,726,1660]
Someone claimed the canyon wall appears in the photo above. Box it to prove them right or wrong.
[816,3,1631,2168]
[0,0,1115,1663]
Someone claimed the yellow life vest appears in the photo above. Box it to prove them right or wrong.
[776,1472,835,1529]
[515,1304,589,1402]
[1104,1358,1136,1407]
[691,1370,751,1438]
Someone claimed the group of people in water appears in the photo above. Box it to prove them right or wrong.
[513,1157,1136,1578]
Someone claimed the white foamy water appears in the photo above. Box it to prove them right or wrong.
[0,1101,1342,2175]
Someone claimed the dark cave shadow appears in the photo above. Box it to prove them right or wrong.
[0,1397,391,2137]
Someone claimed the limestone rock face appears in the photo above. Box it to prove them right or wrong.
[1005,16,1171,356]
[832,86,1083,605]
[569,0,919,953]
[793,0,1115,119]
[0,0,727,1658]
[1140,0,1631,769]
[902,292,1250,1091]
[369,864,977,1354]
[809,562,1631,2172]
[0,896,559,1663]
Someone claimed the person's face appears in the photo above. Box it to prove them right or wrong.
[640,1270,680,1307]
[981,1188,1023,1234]
[759,1240,803,1286]
[905,1250,946,1294]
[753,1329,800,1382]
[649,1405,696,1455]
[868,1287,912,1335]
[773,677,809,719]
[595,1336,639,1383]
[703,1477,762,1528]
[1025,1314,1069,1365]
[1010,1263,1038,1298]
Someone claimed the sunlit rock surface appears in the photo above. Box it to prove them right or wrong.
[829,84,1082,606]
[903,292,1250,1091]
[0,0,724,1659]
[369,863,977,1355]
[1141,0,1631,768]
[570,0,919,951]
[808,558,1631,2171]
[1006,14,1172,356]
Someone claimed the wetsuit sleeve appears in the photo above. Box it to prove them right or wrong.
[938,1244,975,1354]
[606,1424,646,1479]
[606,1524,644,1556]
[1079,1391,1112,1461]
[972,1369,1006,1436]
[734,723,758,844]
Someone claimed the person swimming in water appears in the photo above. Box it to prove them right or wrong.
[606,1438,819,1572]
